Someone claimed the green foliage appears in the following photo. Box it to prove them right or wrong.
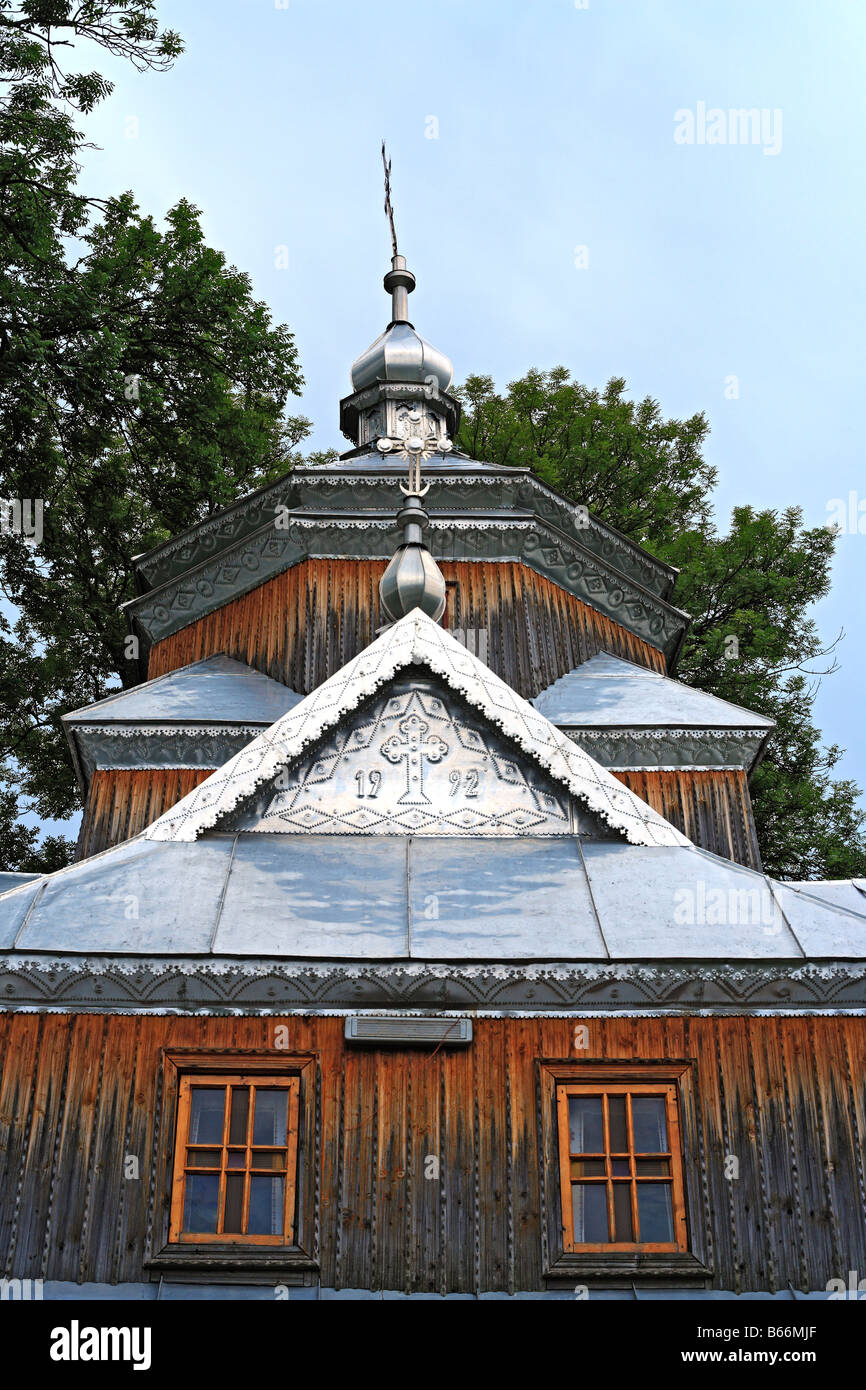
[456,370,865,880]
[0,3,307,869]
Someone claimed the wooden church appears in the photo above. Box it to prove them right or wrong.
[1,244,864,1301]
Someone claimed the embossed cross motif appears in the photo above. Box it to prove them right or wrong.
[380,715,449,804]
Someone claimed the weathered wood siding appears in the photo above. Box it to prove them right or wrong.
[76,769,213,859]
[1,1014,863,1292]
[76,765,759,869]
[147,558,666,697]
[612,769,762,870]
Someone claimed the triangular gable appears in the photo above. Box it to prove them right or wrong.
[145,611,689,847]
[218,671,617,837]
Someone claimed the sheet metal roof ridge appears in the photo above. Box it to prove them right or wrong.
[783,879,866,916]
[533,650,775,730]
[143,612,691,848]
[788,878,866,895]
[687,843,866,938]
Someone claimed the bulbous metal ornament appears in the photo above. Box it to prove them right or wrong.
[378,470,447,624]
[379,535,447,624]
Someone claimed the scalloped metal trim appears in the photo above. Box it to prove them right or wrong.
[1,956,864,1014]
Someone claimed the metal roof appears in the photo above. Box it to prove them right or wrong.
[0,872,39,894]
[532,652,774,731]
[142,610,689,849]
[2,832,865,964]
[62,655,300,727]
[786,879,866,916]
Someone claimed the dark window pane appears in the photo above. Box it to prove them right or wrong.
[637,1183,674,1242]
[611,1158,630,1176]
[188,1088,225,1145]
[186,1148,220,1168]
[182,1174,219,1233]
[632,1096,668,1153]
[253,1089,289,1146]
[571,1159,605,1177]
[568,1097,603,1154]
[224,1174,244,1233]
[608,1095,628,1152]
[572,1183,609,1242]
[613,1183,634,1241]
[229,1087,249,1146]
[250,1149,287,1171]
[636,1158,670,1176]
[227,1150,245,1168]
[248,1175,284,1235]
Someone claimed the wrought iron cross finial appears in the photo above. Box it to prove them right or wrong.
[382,141,398,259]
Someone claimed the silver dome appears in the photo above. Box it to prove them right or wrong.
[351,322,453,394]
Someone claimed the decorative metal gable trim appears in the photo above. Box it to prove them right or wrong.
[144,611,690,847]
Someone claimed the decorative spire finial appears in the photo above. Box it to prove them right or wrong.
[340,149,461,461]
[381,141,398,259]
[379,142,415,324]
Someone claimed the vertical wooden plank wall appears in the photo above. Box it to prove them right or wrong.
[612,769,763,870]
[76,769,214,859]
[1,1014,863,1293]
[76,766,761,869]
[146,559,667,697]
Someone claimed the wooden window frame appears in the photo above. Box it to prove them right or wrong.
[556,1081,687,1254]
[537,1060,711,1282]
[147,1051,318,1276]
[169,1073,300,1246]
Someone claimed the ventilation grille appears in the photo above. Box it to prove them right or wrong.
[344,1016,472,1046]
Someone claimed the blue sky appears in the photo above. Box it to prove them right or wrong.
[42,0,866,830]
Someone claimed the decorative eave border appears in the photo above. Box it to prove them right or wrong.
[1,955,864,1013]
[123,513,689,667]
[563,727,770,775]
[134,468,676,604]
[67,724,264,793]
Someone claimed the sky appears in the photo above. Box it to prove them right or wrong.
[30,0,866,833]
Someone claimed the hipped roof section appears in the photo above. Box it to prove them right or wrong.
[62,655,300,727]
[533,652,775,731]
[144,610,690,848]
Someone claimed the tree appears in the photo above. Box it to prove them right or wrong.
[0,3,309,867]
[455,369,865,880]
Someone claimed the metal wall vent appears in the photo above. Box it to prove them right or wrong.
[344,1016,472,1046]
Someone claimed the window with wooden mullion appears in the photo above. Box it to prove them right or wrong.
[556,1082,688,1253]
[169,1074,300,1245]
